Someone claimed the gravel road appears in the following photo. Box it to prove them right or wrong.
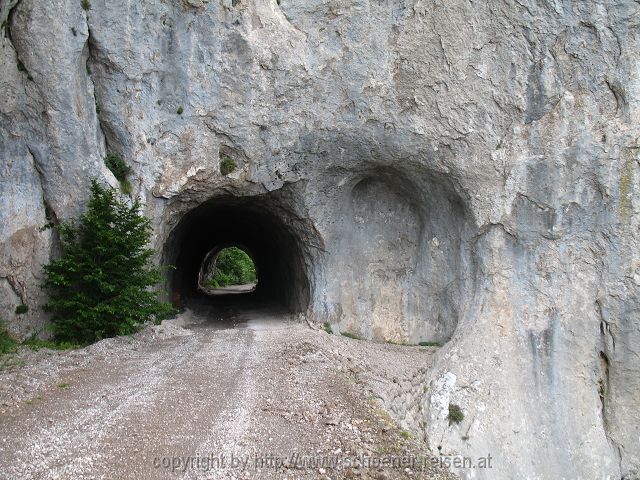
[0,305,457,480]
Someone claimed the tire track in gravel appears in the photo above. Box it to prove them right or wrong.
[182,329,260,480]
[0,331,219,479]
[0,310,458,480]
[100,326,258,480]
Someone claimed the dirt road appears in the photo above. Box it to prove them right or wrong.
[0,307,456,480]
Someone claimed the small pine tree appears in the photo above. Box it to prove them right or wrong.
[43,180,173,343]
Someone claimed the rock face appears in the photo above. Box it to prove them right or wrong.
[0,0,638,478]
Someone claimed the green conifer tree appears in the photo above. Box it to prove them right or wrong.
[43,180,173,343]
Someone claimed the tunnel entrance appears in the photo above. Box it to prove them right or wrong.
[198,246,258,295]
[163,191,316,314]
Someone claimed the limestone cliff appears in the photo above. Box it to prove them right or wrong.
[1,0,638,478]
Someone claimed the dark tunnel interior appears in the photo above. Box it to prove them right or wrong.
[163,195,312,313]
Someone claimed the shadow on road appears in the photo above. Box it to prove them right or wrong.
[181,293,293,331]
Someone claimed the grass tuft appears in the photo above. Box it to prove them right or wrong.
[104,153,130,181]
[400,430,413,440]
[219,154,236,175]
[0,322,17,355]
[15,304,28,315]
[120,179,132,195]
[448,403,464,425]
[340,331,362,340]
[22,339,81,351]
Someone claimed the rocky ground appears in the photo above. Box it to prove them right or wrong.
[0,306,458,480]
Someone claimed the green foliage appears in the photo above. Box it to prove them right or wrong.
[120,179,132,195]
[418,341,441,347]
[220,154,236,175]
[0,321,17,355]
[43,180,173,343]
[400,430,413,440]
[22,338,80,351]
[15,304,28,315]
[176,106,184,115]
[448,404,464,425]
[25,396,40,405]
[81,0,91,10]
[95,103,101,114]
[104,154,129,181]
[340,331,362,340]
[208,247,257,288]
[0,320,79,355]
[322,322,333,334]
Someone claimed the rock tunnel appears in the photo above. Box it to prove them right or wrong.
[163,191,317,313]
[162,164,475,342]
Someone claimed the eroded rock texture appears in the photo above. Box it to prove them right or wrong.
[1,0,638,478]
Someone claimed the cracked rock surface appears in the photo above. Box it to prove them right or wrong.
[0,0,639,478]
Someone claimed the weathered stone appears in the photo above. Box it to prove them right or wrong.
[0,0,638,478]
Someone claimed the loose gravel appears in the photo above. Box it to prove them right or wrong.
[0,306,457,480]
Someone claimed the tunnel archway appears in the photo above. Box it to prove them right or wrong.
[163,192,316,313]
[197,245,258,294]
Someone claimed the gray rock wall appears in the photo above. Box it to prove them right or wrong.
[1,0,638,478]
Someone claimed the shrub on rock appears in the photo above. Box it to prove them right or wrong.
[43,180,173,343]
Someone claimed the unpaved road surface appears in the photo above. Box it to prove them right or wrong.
[0,307,456,480]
